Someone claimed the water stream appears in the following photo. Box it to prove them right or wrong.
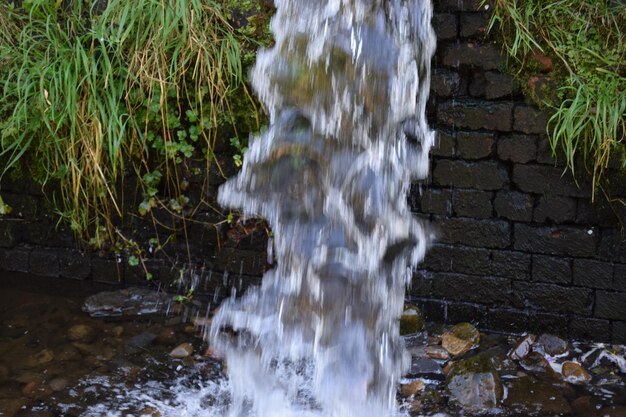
[209,1,436,415]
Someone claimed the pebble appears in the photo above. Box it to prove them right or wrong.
[67,324,96,344]
[400,304,424,335]
[24,349,55,368]
[48,377,69,392]
[536,333,568,356]
[441,323,480,356]
[509,334,535,360]
[562,361,591,384]
[400,380,425,397]
[170,343,193,358]
[425,345,450,360]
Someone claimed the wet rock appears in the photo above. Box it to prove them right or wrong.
[562,361,591,384]
[55,344,82,361]
[24,349,55,368]
[446,354,503,410]
[425,345,450,360]
[0,365,9,383]
[441,323,480,356]
[170,343,193,358]
[571,395,602,417]
[48,377,69,392]
[156,328,177,345]
[519,352,552,373]
[408,358,445,381]
[510,334,536,360]
[504,376,572,415]
[111,325,125,337]
[126,331,158,354]
[400,304,424,335]
[83,288,173,318]
[400,380,425,397]
[600,406,626,417]
[139,407,162,417]
[21,381,52,399]
[73,343,115,360]
[536,333,568,356]
[0,399,26,417]
[67,324,96,343]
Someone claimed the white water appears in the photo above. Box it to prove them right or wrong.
[209,1,436,416]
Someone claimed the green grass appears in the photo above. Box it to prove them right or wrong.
[0,0,266,251]
[487,0,626,194]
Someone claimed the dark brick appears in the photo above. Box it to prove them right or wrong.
[432,273,512,305]
[30,249,59,277]
[576,199,623,228]
[432,70,462,97]
[497,134,537,163]
[447,302,487,324]
[0,247,30,273]
[92,258,123,284]
[485,72,518,99]
[431,130,456,157]
[613,321,626,344]
[469,71,486,97]
[413,188,452,215]
[411,270,434,297]
[433,160,509,190]
[460,12,489,38]
[0,194,39,219]
[533,195,577,223]
[494,191,533,222]
[437,217,511,248]
[514,224,598,257]
[438,100,512,131]
[456,131,495,159]
[215,248,267,276]
[568,318,611,342]
[435,0,485,12]
[513,281,593,314]
[453,189,493,218]
[441,42,505,70]
[482,308,567,336]
[432,13,457,40]
[59,250,91,280]
[614,264,626,291]
[536,136,567,166]
[0,222,17,248]
[513,164,592,198]
[573,259,613,289]
[413,299,446,322]
[514,105,549,134]
[597,229,626,263]
[532,255,571,284]
[422,244,491,274]
[595,291,626,320]
[491,250,531,280]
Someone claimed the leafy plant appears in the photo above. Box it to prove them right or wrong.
[486,0,626,194]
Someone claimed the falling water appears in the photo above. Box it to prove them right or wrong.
[210,0,436,416]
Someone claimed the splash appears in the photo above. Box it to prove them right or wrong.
[210,0,436,416]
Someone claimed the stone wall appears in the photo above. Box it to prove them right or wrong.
[0,0,625,343]
[409,0,626,343]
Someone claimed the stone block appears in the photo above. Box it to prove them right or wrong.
[485,72,518,99]
[0,194,39,219]
[573,259,614,289]
[597,229,626,263]
[490,250,531,280]
[438,100,513,131]
[433,160,509,190]
[453,189,493,218]
[497,134,537,163]
[533,195,577,223]
[432,13,457,40]
[482,309,566,336]
[468,71,486,97]
[411,270,434,297]
[494,190,533,222]
[431,272,512,305]
[514,224,598,257]
[513,164,592,198]
[532,255,571,284]
[460,12,489,38]
[568,318,611,342]
[436,217,511,249]
[613,321,626,344]
[59,250,91,280]
[215,248,267,276]
[456,131,495,159]
[432,70,462,97]
[576,199,623,228]
[0,247,30,273]
[92,257,123,284]
[441,42,505,70]
[447,302,487,324]
[0,222,17,248]
[595,291,626,320]
[514,105,549,134]
[513,282,593,315]
[431,130,456,157]
[413,188,452,215]
[29,249,59,277]
[536,136,567,166]
[614,264,626,291]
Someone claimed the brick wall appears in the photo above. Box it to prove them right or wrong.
[409,0,626,343]
[0,0,624,343]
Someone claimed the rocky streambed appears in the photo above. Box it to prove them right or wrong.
[0,288,624,416]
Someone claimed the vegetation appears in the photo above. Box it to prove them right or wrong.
[0,1,272,266]
[487,0,625,195]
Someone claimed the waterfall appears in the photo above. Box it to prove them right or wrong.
[210,0,436,415]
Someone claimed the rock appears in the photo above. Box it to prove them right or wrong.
[55,344,82,361]
[21,381,52,399]
[156,328,177,345]
[408,358,445,381]
[0,365,9,383]
[536,333,568,356]
[73,343,115,360]
[111,326,125,337]
[24,349,55,368]
[509,334,535,360]
[400,380,425,397]
[0,399,26,417]
[504,376,572,415]
[519,352,552,373]
[441,323,480,356]
[83,288,173,318]
[170,343,193,358]
[400,304,424,335]
[48,377,69,392]
[139,407,162,417]
[446,354,503,410]
[14,371,43,385]
[67,324,96,343]
[424,346,450,360]
[571,396,602,417]
[126,331,158,354]
[562,361,591,384]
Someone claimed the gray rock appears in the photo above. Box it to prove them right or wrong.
[408,358,445,381]
[446,354,503,410]
[536,334,569,356]
[83,288,173,318]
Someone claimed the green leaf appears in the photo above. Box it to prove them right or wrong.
[128,255,139,267]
